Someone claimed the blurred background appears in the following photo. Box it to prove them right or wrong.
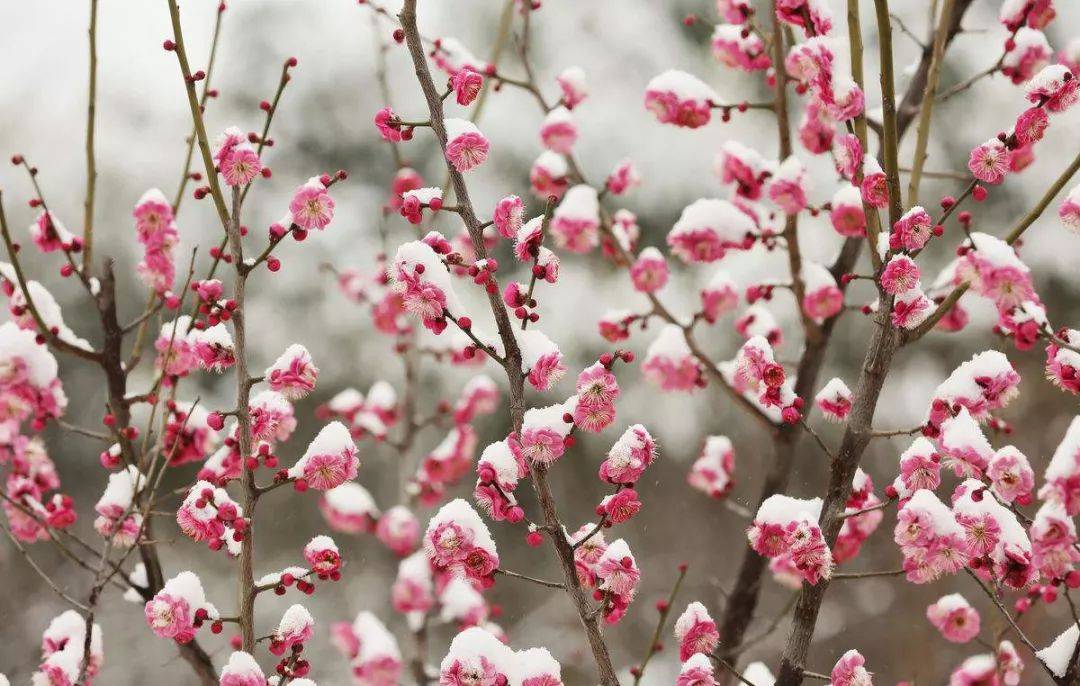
[1,0,1079,683]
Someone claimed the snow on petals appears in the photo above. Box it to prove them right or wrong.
[288,421,360,491]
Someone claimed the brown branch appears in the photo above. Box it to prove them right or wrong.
[773,2,905,682]
[633,565,688,685]
[165,0,230,228]
[397,3,618,681]
[82,0,99,271]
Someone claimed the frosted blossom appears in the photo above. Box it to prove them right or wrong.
[630,247,670,293]
[716,141,770,200]
[439,626,515,685]
[93,465,145,546]
[424,498,499,582]
[642,324,701,392]
[951,479,1035,589]
[926,594,980,644]
[768,156,810,215]
[272,604,314,654]
[1060,184,1080,232]
[550,185,599,253]
[39,610,103,681]
[814,378,851,422]
[265,344,318,399]
[595,538,640,622]
[700,270,740,323]
[674,601,719,661]
[677,652,717,686]
[1001,28,1051,84]
[529,150,569,199]
[392,239,465,335]
[669,198,756,262]
[445,118,490,172]
[1038,417,1080,514]
[1025,64,1079,113]
[518,329,567,392]
[439,576,488,626]
[711,23,770,72]
[735,304,782,345]
[938,408,994,478]
[830,184,866,237]
[749,495,832,584]
[894,489,965,584]
[376,505,421,556]
[288,421,360,491]
[539,106,577,154]
[555,66,588,109]
[191,323,235,373]
[338,611,403,685]
[829,649,871,686]
[392,551,435,618]
[688,435,736,498]
[219,651,265,686]
[517,397,576,465]
[801,261,843,322]
[644,69,721,128]
[987,446,1033,504]
[599,424,657,485]
[144,571,218,643]
[999,0,1056,30]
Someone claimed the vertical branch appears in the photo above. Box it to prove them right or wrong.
[769,6,815,340]
[773,2,905,683]
[845,0,883,268]
[82,0,99,271]
[906,0,955,206]
[165,0,230,229]
[225,185,258,652]
[396,2,618,682]
[173,4,226,214]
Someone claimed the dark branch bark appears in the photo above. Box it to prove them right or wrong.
[397,2,618,682]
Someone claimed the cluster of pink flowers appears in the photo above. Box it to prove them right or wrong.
[131,189,180,293]
[728,336,801,423]
[644,69,721,129]
[269,603,315,658]
[415,425,479,504]
[577,535,641,624]
[438,626,563,686]
[968,64,1077,188]
[92,465,145,547]
[674,601,720,662]
[176,479,244,555]
[213,126,264,187]
[144,571,219,644]
[284,421,360,492]
[748,494,833,585]
[330,611,402,686]
[926,594,981,643]
[424,498,499,585]
[687,435,736,498]
[643,325,704,392]
[711,24,770,73]
[923,350,1022,436]
[834,469,884,563]
[218,651,266,686]
[667,198,756,264]
[33,610,103,686]
[0,321,68,431]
